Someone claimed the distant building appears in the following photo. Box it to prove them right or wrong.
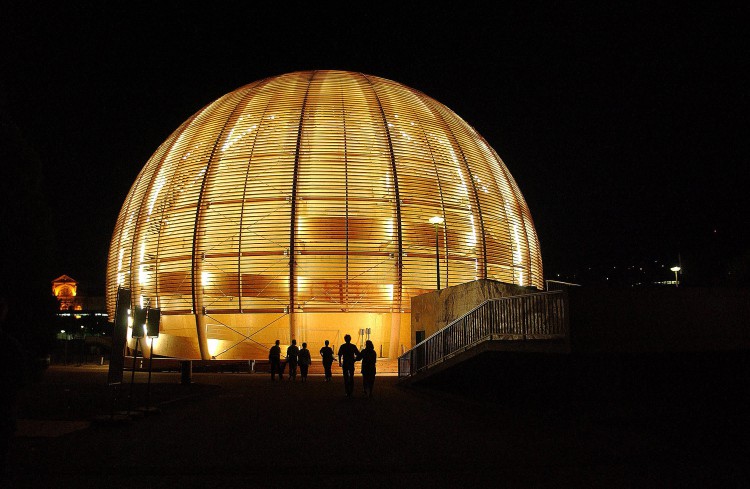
[51,275,109,343]
[51,275,80,311]
[52,275,105,311]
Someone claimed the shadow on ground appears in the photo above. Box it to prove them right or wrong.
[5,351,750,488]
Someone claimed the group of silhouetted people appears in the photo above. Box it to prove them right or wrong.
[268,334,377,397]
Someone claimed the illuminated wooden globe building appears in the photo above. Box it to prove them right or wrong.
[106,70,543,360]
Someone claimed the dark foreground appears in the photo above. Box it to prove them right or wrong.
[6,351,750,488]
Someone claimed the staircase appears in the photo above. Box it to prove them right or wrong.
[398,290,570,383]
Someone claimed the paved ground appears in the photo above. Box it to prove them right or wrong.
[5,352,750,488]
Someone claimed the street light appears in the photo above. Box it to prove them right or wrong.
[670,266,681,287]
[429,216,444,290]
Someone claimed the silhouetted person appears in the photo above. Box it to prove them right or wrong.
[319,340,334,382]
[298,342,311,382]
[355,340,377,398]
[286,339,299,381]
[337,334,360,397]
[269,339,282,381]
[0,293,30,477]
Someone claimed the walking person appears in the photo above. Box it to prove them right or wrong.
[269,339,282,381]
[298,342,312,382]
[337,334,360,397]
[356,340,377,398]
[286,339,299,381]
[319,340,334,382]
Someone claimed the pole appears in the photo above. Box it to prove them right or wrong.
[670,266,681,288]
[434,223,440,290]
[146,337,155,411]
[127,337,140,416]
[428,216,444,290]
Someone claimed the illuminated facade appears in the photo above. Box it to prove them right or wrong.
[52,274,79,311]
[106,70,543,360]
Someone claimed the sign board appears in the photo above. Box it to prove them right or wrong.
[107,286,131,385]
[132,306,147,338]
[146,307,161,337]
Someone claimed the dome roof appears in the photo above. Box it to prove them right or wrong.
[106,70,542,358]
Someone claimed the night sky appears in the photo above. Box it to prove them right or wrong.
[2,2,747,298]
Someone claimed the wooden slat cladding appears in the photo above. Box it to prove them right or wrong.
[106,70,543,321]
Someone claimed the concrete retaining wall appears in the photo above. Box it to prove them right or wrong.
[568,286,750,353]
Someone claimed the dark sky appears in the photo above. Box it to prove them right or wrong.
[2,2,748,295]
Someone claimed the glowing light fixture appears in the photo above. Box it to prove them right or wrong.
[429,216,445,290]
[670,266,681,287]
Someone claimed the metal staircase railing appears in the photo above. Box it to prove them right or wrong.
[398,290,569,378]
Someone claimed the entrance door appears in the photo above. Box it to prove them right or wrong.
[415,330,425,344]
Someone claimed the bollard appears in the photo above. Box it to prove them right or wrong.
[180,360,192,384]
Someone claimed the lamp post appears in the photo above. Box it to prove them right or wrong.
[670,266,681,287]
[429,216,444,290]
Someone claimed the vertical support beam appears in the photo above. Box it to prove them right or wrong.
[288,72,315,341]
[417,94,488,279]
[389,312,401,362]
[237,78,272,313]
[192,95,246,360]
[365,74,404,359]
